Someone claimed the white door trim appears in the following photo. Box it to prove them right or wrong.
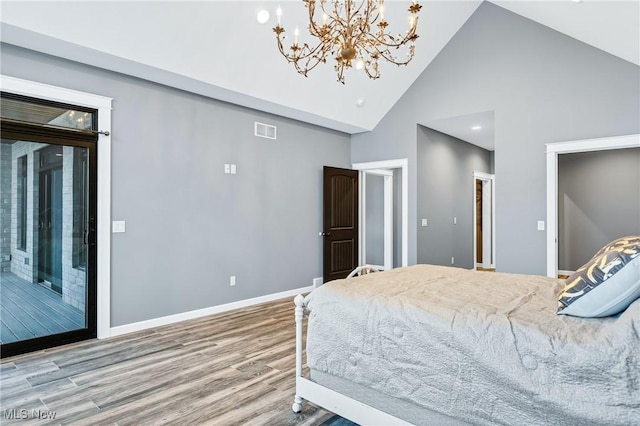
[546,134,640,277]
[359,169,394,270]
[1,75,113,338]
[353,158,408,267]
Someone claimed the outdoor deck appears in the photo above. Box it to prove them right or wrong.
[0,272,84,344]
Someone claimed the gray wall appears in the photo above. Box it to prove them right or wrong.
[558,148,640,270]
[417,127,492,269]
[1,44,351,327]
[352,2,640,274]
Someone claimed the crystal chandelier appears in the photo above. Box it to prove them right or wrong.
[273,0,422,84]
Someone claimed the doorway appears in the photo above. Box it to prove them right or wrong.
[473,172,495,270]
[361,169,394,270]
[353,158,408,268]
[0,93,98,357]
[545,134,640,277]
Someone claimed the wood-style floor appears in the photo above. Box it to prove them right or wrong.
[0,297,335,425]
[0,272,85,344]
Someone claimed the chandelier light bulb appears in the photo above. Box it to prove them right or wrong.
[356,60,364,70]
[257,10,270,24]
[276,6,282,25]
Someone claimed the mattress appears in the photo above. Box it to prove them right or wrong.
[311,369,469,426]
[305,264,640,426]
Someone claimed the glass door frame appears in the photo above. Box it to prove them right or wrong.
[1,75,112,348]
[1,105,98,358]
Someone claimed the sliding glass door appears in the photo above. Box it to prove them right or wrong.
[0,93,97,357]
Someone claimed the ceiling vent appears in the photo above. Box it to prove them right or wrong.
[255,122,277,140]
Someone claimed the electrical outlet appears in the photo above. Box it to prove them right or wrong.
[537,221,545,231]
[313,277,323,288]
[224,164,230,174]
[230,164,237,174]
[451,257,455,264]
[421,218,427,227]
[230,276,236,286]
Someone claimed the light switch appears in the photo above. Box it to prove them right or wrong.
[537,220,545,231]
[421,219,428,227]
[230,164,237,174]
[224,164,230,174]
[453,217,457,225]
[112,221,126,233]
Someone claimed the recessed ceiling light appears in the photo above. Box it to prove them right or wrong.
[572,0,582,3]
[471,125,482,130]
[356,98,366,107]
[257,10,270,24]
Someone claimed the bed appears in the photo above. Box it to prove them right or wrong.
[291,263,640,426]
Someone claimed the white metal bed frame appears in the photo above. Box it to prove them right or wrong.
[291,265,413,425]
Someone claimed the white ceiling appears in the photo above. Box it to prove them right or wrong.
[1,1,638,150]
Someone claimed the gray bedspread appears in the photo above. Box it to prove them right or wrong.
[305,264,640,426]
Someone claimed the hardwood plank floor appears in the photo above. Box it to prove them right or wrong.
[0,272,85,344]
[0,297,335,425]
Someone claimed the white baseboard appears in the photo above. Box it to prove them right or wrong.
[109,285,314,338]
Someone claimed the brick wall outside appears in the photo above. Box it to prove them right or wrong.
[1,143,12,272]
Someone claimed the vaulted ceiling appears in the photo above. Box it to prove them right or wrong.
[1,1,638,149]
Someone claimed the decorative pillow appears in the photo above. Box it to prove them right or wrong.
[557,236,640,317]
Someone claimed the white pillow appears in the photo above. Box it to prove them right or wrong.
[557,236,640,318]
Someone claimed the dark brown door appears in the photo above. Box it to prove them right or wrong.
[323,166,359,283]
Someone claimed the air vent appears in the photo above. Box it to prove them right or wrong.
[255,122,277,140]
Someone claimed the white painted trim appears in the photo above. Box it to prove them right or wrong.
[0,75,113,109]
[546,134,640,277]
[0,75,113,339]
[110,286,313,337]
[383,174,393,270]
[364,169,394,177]
[473,171,493,180]
[359,171,366,266]
[546,134,639,154]
[546,151,558,278]
[353,159,409,267]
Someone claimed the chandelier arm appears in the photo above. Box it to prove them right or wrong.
[357,35,413,68]
[354,44,381,79]
[369,42,415,66]
[275,34,331,67]
[371,25,419,50]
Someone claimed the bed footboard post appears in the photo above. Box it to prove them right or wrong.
[292,294,305,413]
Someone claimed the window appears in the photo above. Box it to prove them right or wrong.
[17,155,27,251]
